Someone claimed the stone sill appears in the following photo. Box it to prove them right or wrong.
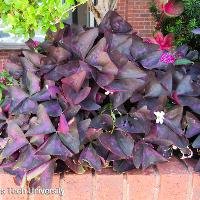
[0,43,28,50]
[0,158,199,200]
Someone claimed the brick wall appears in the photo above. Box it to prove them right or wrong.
[0,158,200,200]
[0,51,11,72]
[117,0,155,38]
[0,50,22,72]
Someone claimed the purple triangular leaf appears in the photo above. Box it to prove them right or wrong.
[25,71,41,95]
[8,86,29,113]
[25,104,56,136]
[79,145,102,171]
[0,122,28,159]
[192,135,200,148]
[185,112,200,138]
[42,100,62,117]
[36,133,73,157]
[58,118,80,154]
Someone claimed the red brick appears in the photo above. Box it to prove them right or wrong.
[184,159,200,200]
[0,170,28,200]
[127,167,157,200]
[95,168,123,200]
[156,158,189,200]
[61,171,93,200]
[28,174,61,200]
[117,0,155,37]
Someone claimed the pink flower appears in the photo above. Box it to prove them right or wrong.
[146,31,174,51]
[155,0,184,17]
[33,41,40,48]
[160,52,175,64]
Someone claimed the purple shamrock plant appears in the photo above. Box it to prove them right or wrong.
[0,11,200,189]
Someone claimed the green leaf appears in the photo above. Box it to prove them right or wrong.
[174,59,194,65]
[0,90,2,100]
[0,83,7,90]
[50,25,57,32]
[0,0,86,38]
[60,22,65,29]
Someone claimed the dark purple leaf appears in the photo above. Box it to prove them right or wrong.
[118,61,147,80]
[80,99,101,111]
[64,105,81,120]
[100,11,132,34]
[0,122,28,159]
[61,70,87,92]
[164,106,184,136]
[131,35,159,60]
[23,50,46,66]
[107,33,132,59]
[91,114,113,130]
[42,100,62,117]
[66,28,99,59]
[179,96,200,114]
[44,61,79,81]
[113,159,135,173]
[86,38,118,76]
[145,78,165,98]
[116,113,152,134]
[47,46,71,63]
[20,57,38,72]
[27,159,55,182]
[77,119,91,143]
[5,62,23,79]
[36,133,73,157]
[192,135,200,148]
[111,91,133,108]
[13,98,38,115]
[38,159,55,189]
[99,131,134,158]
[57,114,69,134]
[79,145,102,171]
[185,112,200,138]
[14,144,50,171]
[186,50,199,61]
[65,158,85,174]
[8,86,29,113]
[58,118,80,154]
[73,87,91,105]
[156,124,188,148]
[133,142,167,169]
[31,86,60,102]
[25,71,40,95]
[30,135,45,147]
[140,51,166,69]
[25,104,56,136]
[176,75,195,96]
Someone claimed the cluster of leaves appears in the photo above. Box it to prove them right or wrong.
[0,0,87,38]
[0,70,13,104]
[150,0,200,51]
[1,11,200,189]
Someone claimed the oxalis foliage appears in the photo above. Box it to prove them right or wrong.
[0,11,200,188]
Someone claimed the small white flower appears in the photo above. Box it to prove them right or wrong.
[154,111,165,125]
[105,91,113,95]
[172,145,178,150]
[180,146,193,160]
[45,85,49,89]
